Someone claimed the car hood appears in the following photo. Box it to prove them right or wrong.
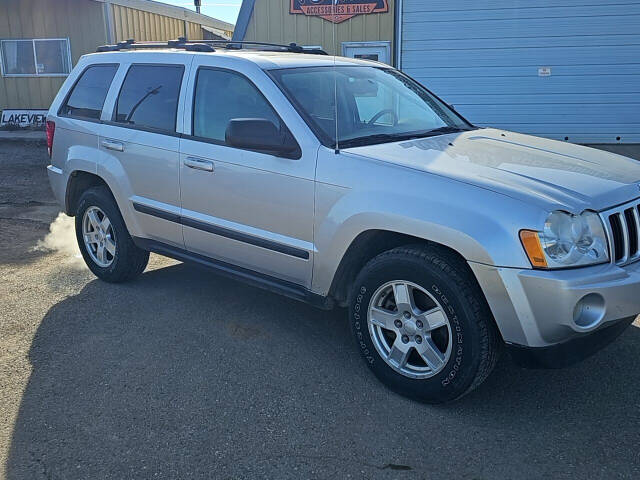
[344,128,640,212]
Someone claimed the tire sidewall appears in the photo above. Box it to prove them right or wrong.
[350,255,484,403]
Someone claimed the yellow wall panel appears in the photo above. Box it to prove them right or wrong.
[0,0,106,110]
[0,0,226,111]
[113,5,189,42]
[187,22,203,41]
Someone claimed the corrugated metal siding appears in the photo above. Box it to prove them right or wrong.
[0,0,106,110]
[186,21,203,41]
[400,0,640,144]
[111,4,185,42]
[243,0,395,59]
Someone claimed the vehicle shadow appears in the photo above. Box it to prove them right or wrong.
[5,262,640,478]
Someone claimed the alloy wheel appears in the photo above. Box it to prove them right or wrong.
[367,280,452,379]
[82,206,116,267]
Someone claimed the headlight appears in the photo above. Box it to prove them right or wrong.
[520,210,609,269]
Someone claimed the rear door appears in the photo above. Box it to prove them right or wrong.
[179,60,317,287]
[99,60,189,248]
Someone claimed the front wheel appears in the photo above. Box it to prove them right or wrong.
[75,186,149,283]
[349,245,501,404]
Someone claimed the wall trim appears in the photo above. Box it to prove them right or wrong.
[232,0,256,41]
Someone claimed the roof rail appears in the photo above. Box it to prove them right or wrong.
[96,37,215,53]
[199,40,328,55]
[96,38,327,55]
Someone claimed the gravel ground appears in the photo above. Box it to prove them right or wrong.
[0,140,639,479]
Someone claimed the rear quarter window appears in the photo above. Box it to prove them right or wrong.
[114,64,184,132]
[59,64,118,120]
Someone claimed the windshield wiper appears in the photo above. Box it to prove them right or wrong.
[399,125,475,140]
[339,133,419,149]
[339,126,473,149]
[421,125,473,136]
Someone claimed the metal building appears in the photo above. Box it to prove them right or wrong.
[234,0,640,151]
[236,0,395,64]
[0,0,234,124]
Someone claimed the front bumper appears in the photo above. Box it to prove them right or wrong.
[506,316,634,368]
[470,259,640,354]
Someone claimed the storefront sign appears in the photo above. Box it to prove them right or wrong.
[290,0,389,23]
[1,109,48,128]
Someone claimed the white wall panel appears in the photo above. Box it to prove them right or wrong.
[400,1,640,143]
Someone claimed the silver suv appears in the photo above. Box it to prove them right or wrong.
[46,40,640,403]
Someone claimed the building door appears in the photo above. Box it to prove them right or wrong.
[342,41,391,65]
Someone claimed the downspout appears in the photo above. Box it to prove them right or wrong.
[394,0,403,69]
[103,0,115,44]
[232,0,256,42]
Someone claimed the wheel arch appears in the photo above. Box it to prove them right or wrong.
[328,229,482,307]
[64,170,112,216]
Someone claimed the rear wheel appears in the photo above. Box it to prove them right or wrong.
[75,186,149,282]
[349,245,501,403]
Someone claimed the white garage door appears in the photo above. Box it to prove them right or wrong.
[399,0,640,144]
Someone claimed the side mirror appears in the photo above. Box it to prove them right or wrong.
[225,118,300,159]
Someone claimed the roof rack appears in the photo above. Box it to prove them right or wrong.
[199,40,328,55]
[96,38,328,55]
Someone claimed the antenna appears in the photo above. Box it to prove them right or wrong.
[333,0,339,154]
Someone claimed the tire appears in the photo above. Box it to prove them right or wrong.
[75,185,149,283]
[349,244,501,404]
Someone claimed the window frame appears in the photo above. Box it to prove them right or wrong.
[58,63,119,122]
[0,38,72,77]
[110,62,186,135]
[187,66,300,159]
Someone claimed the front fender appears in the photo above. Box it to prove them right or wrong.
[312,157,546,295]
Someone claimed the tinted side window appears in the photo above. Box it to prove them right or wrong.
[193,68,280,143]
[115,64,184,132]
[60,64,118,120]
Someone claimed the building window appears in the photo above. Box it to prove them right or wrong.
[0,39,71,77]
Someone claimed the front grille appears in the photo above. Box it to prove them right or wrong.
[603,200,640,266]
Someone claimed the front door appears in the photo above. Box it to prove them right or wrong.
[342,41,392,64]
[179,63,316,287]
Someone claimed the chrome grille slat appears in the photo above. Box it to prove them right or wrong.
[619,211,630,263]
[625,208,639,257]
[634,207,640,257]
[602,198,640,266]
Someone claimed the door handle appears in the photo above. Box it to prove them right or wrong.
[184,156,214,172]
[101,139,124,152]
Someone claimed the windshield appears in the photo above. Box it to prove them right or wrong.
[269,66,473,149]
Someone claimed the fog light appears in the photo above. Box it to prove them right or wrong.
[573,293,605,328]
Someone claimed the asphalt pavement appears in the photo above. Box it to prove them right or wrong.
[1,140,639,479]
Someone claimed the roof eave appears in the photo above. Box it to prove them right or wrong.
[92,0,235,32]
